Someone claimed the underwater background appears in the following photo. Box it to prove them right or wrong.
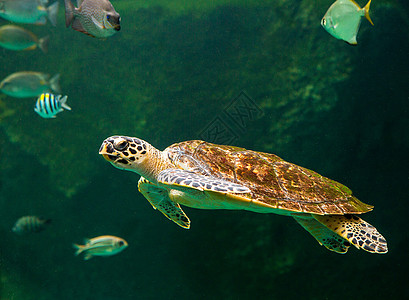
[1,0,408,299]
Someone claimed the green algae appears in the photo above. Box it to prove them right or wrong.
[0,0,354,197]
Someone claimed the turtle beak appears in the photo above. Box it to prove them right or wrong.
[99,141,117,161]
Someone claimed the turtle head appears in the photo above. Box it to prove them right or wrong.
[99,136,151,173]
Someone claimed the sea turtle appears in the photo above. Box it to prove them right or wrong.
[99,136,388,254]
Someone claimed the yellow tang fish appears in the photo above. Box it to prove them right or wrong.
[321,0,374,45]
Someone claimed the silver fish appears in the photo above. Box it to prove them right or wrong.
[73,235,128,260]
[0,72,60,98]
[64,0,121,39]
[12,216,51,234]
[0,25,49,53]
[35,93,71,118]
[321,0,373,45]
[0,0,59,26]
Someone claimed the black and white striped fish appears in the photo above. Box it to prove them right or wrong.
[12,216,51,234]
[34,93,71,118]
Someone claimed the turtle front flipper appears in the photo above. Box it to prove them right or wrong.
[158,169,250,193]
[292,215,351,254]
[138,177,191,229]
[314,214,388,254]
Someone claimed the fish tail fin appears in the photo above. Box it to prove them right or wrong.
[38,35,50,54]
[50,74,61,94]
[73,244,85,256]
[59,95,72,111]
[64,0,76,28]
[364,0,374,25]
[47,1,59,27]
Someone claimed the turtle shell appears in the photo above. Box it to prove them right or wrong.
[164,140,373,215]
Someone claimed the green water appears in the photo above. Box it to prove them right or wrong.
[0,0,408,299]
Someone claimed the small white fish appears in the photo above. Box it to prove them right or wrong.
[34,93,71,118]
[321,0,373,45]
[0,0,59,26]
[0,71,60,98]
[73,235,128,260]
[64,0,121,39]
[12,216,51,234]
[0,25,49,53]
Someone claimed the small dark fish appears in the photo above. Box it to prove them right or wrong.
[12,216,51,234]
[64,0,121,39]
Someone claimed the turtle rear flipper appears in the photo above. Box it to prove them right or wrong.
[293,215,350,254]
[314,214,388,254]
[138,177,191,229]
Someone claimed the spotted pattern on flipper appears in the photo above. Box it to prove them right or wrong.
[138,177,190,229]
[158,169,251,194]
[293,215,350,254]
[314,214,388,254]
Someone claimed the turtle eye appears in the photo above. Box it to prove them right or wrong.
[107,14,111,21]
[114,140,128,151]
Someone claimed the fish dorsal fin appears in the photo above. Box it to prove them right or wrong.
[71,18,96,38]
[348,0,361,8]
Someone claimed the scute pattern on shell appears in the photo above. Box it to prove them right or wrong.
[165,140,373,215]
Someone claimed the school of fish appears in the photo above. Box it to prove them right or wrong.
[3,0,127,259]
[2,0,376,260]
